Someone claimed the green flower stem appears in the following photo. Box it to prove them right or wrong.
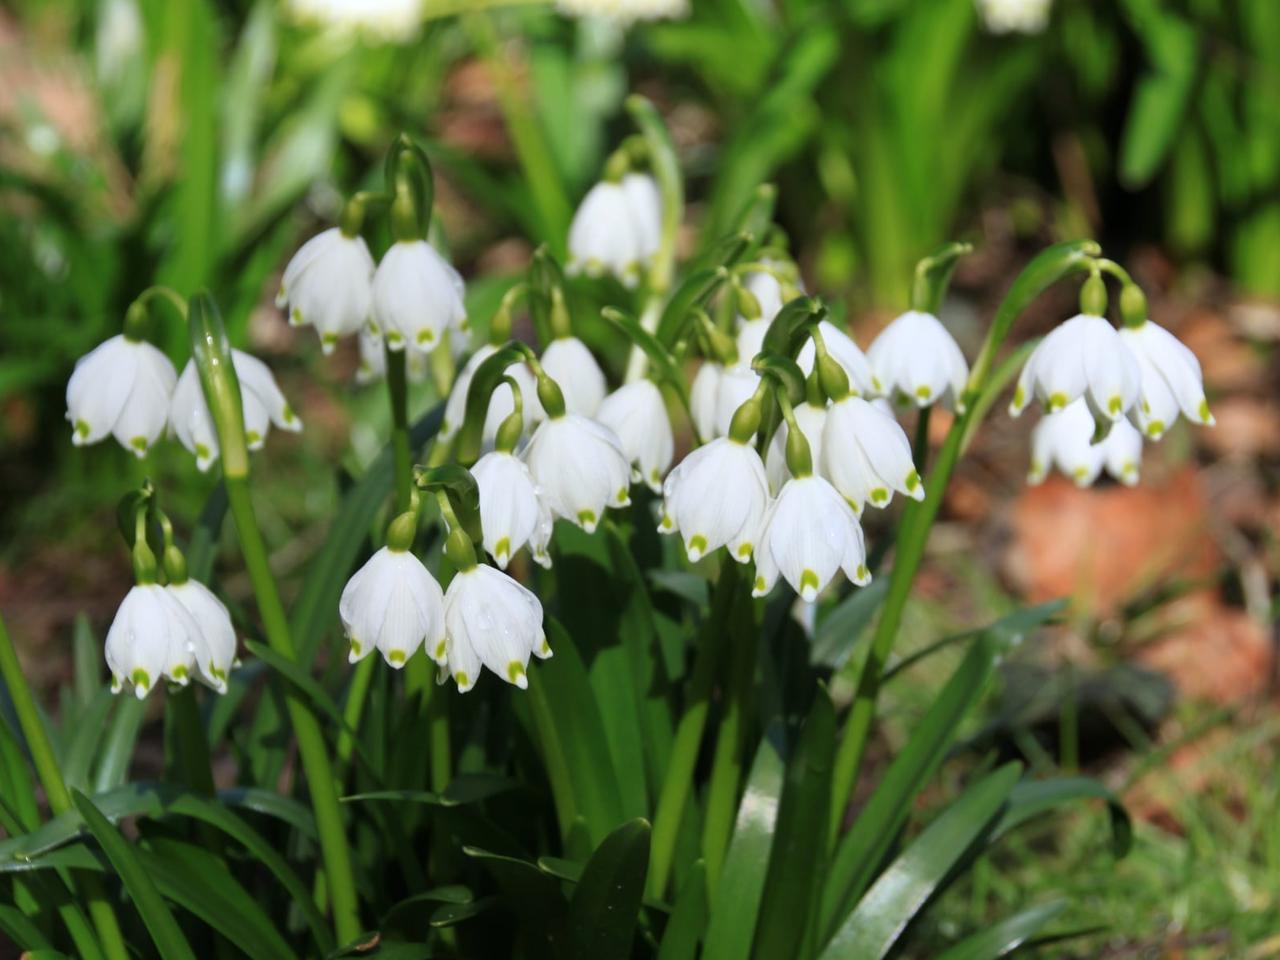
[427,683,451,793]
[700,597,756,899]
[464,12,570,250]
[624,293,666,382]
[527,671,579,840]
[827,240,1102,845]
[648,562,740,901]
[224,477,361,942]
[0,614,129,960]
[385,346,413,514]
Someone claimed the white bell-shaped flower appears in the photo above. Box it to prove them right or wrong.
[1117,320,1214,439]
[472,450,548,568]
[567,173,661,286]
[340,546,446,667]
[1010,314,1140,423]
[976,0,1052,34]
[439,345,540,443]
[523,413,631,532]
[276,228,375,354]
[555,0,689,23]
[752,475,871,601]
[1028,398,1143,487]
[659,437,769,563]
[529,497,554,568]
[868,310,969,409]
[598,380,674,492]
[105,584,206,699]
[441,564,549,692]
[713,364,763,439]
[66,335,177,457]
[766,401,828,493]
[356,328,430,386]
[166,579,238,693]
[170,350,301,472]
[539,337,607,417]
[822,395,923,513]
[739,270,788,324]
[735,319,770,362]
[371,239,467,353]
[797,321,877,396]
[690,361,723,441]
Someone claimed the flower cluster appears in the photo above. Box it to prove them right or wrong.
[975,0,1054,34]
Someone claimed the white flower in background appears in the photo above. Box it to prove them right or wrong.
[1117,320,1214,439]
[739,269,788,325]
[372,239,467,353]
[166,580,238,694]
[752,475,870,601]
[529,498,554,569]
[1009,314,1140,423]
[66,335,176,456]
[822,395,923,513]
[356,328,430,386]
[276,228,375,354]
[523,414,631,532]
[736,319,770,363]
[713,364,762,439]
[439,345,540,443]
[340,546,445,667]
[171,350,302,472]
[1028,398,1143,487]
[597,380,674,492]
[659,437,770,563]
[766,401,828,493]
[540,337,607,417]
[690,361,724,440]
[556,0,689,21]
[472,451,548,569]
[868,310,970,409]
[285,0,424,41]
[441,565,549,693]
[567,173,661,286]
[797,321,878,396]
[105,584,206,699]
[975,0,1052,34]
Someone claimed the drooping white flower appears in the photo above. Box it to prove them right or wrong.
[555,0,688,21]
[821,395,923,513]
[690,361,723,441]
[66,335,177,457]
[372,240,467,354]
[1027,398,1143,488]
[439,344,540,443]
[340,546,445,667]
[659,437,770,563]
[1117,320,1214,440]
[105,584,207,699]
[529,497,554,569]
[713,364,763,439]
[567,173,661,286]
[539,336,607,417]
[597,379,674,493]
[739,269,788,325]
[736,319,770,363]
[522,414,631,532]
[472,450,548,569]
[868,310,969,409]
[1009,313,1141,423]
[441,564,549,693]
[170,350,301,471]
[166,580,238,694]
[975,0,1052,34]
[752,475,871,601]
[276,228,375,354]
[766,401,828,493]
[797,321,877,396]
[356,328,430,386]
[284,0,425,41]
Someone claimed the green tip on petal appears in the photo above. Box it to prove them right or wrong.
[195,443,211,461]
[855,563,869,581]
[211,666,227,682]
[1145,421,1164,438]
[659,514,673,531]
[736,542,752,560]
[291,307,303,326]
[246,430,262,445]
[388,650,406,666]
[799,569,820,600]
[322,333,338,347]
[688,534,708,559]
[616,487,630,504]
[507,662,528,688]
[454,671,470,690]
[129,436,148,453]
[350,639,363,657]
[870,487,889,505]
[1198,399,1212,423]
[1047,392,1068,412]
[434,640,447,661]
[577,509,597,530]
[171,665,188,681]
[914,385,932,401]
[417,329,435,345]
[494,536,510,562]
[1011,385,1026,409]
[283,405,297,425]
[1108,396,1122,415]
[905,470,920,492]
[75,419,90,439]
[540,640,551,657]
[131,668,151,691]
[753,575,767,594]
[386,331,403,345]
[1072,466,1089,484]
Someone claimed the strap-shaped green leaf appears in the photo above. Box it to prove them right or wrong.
[658,860,709,960]
[819,763,1024,959]
[934,899,1068,960]
[71,790,196,960]
[991,776,1132,857]
[568,818,652,960]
